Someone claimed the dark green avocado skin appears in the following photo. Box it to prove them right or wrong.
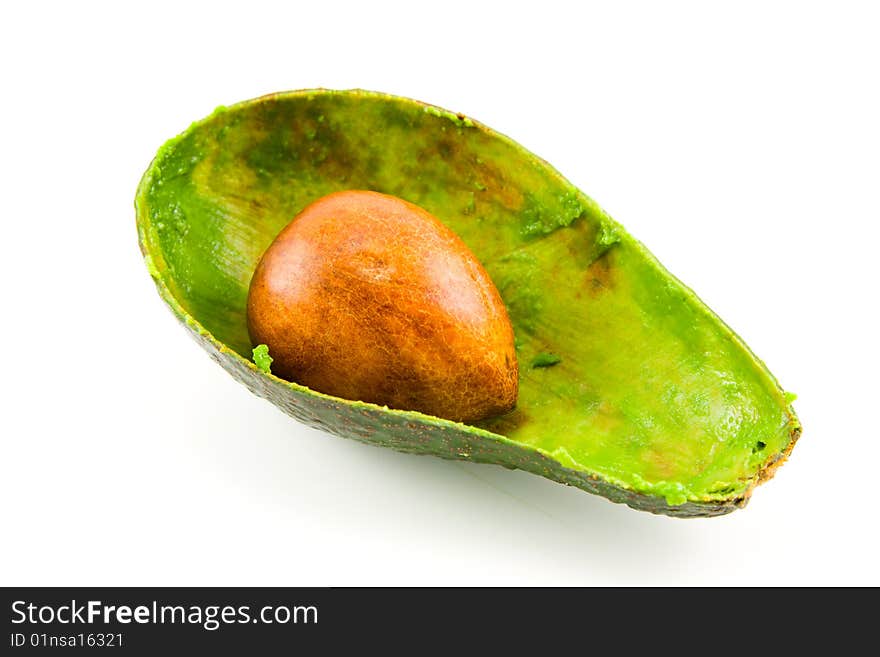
[196,330,740,518]
[137,89,800,518]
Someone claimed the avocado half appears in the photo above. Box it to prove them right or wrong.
[136,89,800,517]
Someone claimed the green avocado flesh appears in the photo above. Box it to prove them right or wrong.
[136,89,800,517]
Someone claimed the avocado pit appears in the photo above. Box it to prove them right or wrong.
[246,190,519,423]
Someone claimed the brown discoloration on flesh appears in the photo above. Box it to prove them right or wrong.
[698,422,801,511]
[472,158,524,211]
[436,138,458,161]
[247,190,518,424]
[477,406,530,435]
[746,423,802,494]
[591,399,623,434]
[585,249,615,296]
[642,449,680,480]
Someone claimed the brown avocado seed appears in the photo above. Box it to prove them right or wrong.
[246,190,518,423]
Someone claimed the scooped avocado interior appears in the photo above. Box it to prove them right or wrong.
[140,90,799,507]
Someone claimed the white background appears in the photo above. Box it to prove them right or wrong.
[2,1,878,586]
